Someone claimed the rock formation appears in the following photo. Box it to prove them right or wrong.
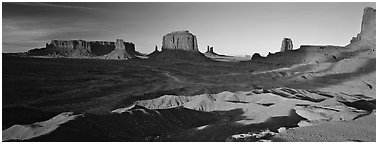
[350,7,376,47]
[46,40,93,57]
[148,30,211,62]
[124,42,136,56]
[162,30,198,51]
[116,39,125,50]
[147,45,160,57]
[206,46,215,53]
[204,45,226,58]
[281,38,293,52]
[28,39,137,59]
[251,53,263,60]
[89,41,116,56]
[102,39,133,59]
[43,40,116,57]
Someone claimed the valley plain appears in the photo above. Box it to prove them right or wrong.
[2,4,376,142]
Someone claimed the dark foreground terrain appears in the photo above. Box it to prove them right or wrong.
[2,43,376,141]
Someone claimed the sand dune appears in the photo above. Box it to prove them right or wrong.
[2,112,82,141]
[3,86,373,142]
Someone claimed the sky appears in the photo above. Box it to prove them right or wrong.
[2,2,376,56]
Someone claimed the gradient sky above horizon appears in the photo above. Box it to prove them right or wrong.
[2,2,376,56]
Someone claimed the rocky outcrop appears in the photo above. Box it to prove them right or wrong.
[350,7,376,47]
[360,7,376,42]
[29,39,137,59]
[44,40,115,57]
[88,41,115,56]
[204,45,228,58]
[147,45,160,57]
[251,53,263,60]
[148,30,211,62]
[204,46,217,56]
[101,39,134,59]
[46,40,93,57]
[162,30,198,51]
[206,46,214,53]
[281,38,293,52]
[48,40,90,50]
[124,42,136,56]
[115,39,125,50]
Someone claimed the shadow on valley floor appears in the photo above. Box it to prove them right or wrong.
[11,107,304,142]
[14,106,225,142]
[165,109,306,142]
[2,48,376,135]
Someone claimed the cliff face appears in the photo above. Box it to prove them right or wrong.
[124,42,136,56]
[40,39,137,59]
[101,39,133,59]
[49,40,91,50]
[46,40,92,57]
[359,7,376,43]
[89,41,115,56]
[281,38,293,52]
[162,30,198,51]
[350,7,376,47]
[46,40,115,57]
[148,30,211,62]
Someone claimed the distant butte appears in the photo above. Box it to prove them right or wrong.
[162,30,198,51]
[148,30,211,62]
[280,38,293,52]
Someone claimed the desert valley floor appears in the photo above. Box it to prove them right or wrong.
[2,44,376,141]
[2,5,376,142]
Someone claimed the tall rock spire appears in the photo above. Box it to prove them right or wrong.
[281,38,293,52]
[350,7,376,47]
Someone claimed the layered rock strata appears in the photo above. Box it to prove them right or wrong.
[280,38,293,52]
[162,30,198,51]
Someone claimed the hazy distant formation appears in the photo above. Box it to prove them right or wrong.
[27,39,138,59]
[23,7,375,61]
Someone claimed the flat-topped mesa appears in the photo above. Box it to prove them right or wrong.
[90,41,114,45]
[48,40,91,50]
[350,7,376,46]
[162,30,198,51]
[46,40,94,57]
[281,38,293,52]
[47,40,115,49]
[46,40,115,57]
[43,39,136,59]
